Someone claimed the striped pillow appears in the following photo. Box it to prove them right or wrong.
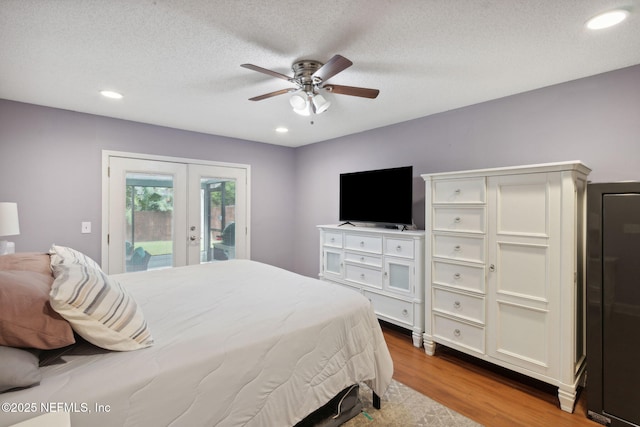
[49,245,102,271]
[50,263,153,351]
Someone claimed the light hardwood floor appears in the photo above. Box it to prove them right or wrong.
[381,323,600,427]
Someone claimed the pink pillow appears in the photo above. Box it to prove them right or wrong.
[0,270,75,349]
[0,252,52,275]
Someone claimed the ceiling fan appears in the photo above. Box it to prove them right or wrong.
[241,54,379,116]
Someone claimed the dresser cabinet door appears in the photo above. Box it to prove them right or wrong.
[384,258,413,295]
[323,248,343,279]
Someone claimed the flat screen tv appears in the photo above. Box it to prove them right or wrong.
[339,166,413,226]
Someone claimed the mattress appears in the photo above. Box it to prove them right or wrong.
[1,260,393,426]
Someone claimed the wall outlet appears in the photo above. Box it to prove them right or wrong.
[81,221,91,234]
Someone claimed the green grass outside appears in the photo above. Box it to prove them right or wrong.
[135,240,173,255]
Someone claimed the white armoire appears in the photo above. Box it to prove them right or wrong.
[422,161,590,413]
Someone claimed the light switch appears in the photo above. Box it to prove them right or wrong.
[81,222,91,234]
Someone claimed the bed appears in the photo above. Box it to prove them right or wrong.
[0,249,393,426]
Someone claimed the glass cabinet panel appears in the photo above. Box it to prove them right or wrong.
[324,250,342,276]
[386,259,412,293]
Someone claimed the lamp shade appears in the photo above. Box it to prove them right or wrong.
[290,93,311,116]
[312,94,331,114]
[0,202,20,237]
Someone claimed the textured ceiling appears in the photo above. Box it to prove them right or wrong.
[1,0,639,147]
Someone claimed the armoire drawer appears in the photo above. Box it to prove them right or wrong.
[345,234,383,254]
[433,234,485,264]
[433,260,485,293]
[345,264,383,288]
[433,314,485,354]
[433,206,486,233]
[433,287,485,324]
[384,238,414,258]
[433,178,486,204]
[364,291,413,327]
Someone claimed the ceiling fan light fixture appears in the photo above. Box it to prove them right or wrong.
[290,92,312,116]
[586,9,629,30]
[312,94,331,114]
[293,103,312,116]
[242,54,378,115]
[289,92,307,110]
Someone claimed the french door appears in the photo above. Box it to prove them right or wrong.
[102,152,249,274]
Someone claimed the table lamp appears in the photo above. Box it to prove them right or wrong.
[0,202,20,255]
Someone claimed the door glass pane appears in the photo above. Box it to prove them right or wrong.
[389,263,410,291]
[201,178,236,262]
[326,251,341,274]
[125,173,174,272]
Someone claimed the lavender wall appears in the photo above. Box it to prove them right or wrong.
[0,100,297,270]
[1,65,639,277]
[293,65,640,277]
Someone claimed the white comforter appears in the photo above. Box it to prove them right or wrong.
[1,260,393,426]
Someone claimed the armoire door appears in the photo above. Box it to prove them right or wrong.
[486,172,560,376]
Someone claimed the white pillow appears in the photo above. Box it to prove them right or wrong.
[49,245,102,271]
[50,263,153,351]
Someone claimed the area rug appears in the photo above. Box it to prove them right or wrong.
[343,380,483,427]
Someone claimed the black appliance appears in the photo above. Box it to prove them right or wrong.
[587,182,640,427]
[339,166,413,226]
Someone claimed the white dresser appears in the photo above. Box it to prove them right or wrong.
[422,161,590,413]
[318,225,425,347]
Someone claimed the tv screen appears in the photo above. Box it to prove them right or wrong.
[339,166,413,226]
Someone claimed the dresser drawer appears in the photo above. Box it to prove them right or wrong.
[433,287,485,324]
[364,291,413,327]
[433,178,486,204]
[345,234,383,254]
[384,238,414,259]
[345,251,382,268]
[433,260,485,293]
[345,264,383,288]
[433,206,485,233]
[323,231,343,248]
[433,234,485,264]
[433,314,485,354]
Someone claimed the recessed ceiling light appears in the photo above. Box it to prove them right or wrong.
[586,9,629,30]
[275,127,288,133]
[100,90,123,99]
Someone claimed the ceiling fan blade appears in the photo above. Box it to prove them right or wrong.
[248,88,294,101]
[312,54,353,82]
[324,84,379,99]
[241,64,293,82]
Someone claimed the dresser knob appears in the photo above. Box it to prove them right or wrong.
[454,217,461,223]
[454,245,461,252]
[453,273,461,280]
[454,189,461,195]
[360,256,365,262]
[489,264,496,272]
[454,329,461,337]
[360,273,365,279]
[396,245,402,252]
[360,241,365,247]
[330,237,335,243]
[402,309,409,317]
[453,301,461,309]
